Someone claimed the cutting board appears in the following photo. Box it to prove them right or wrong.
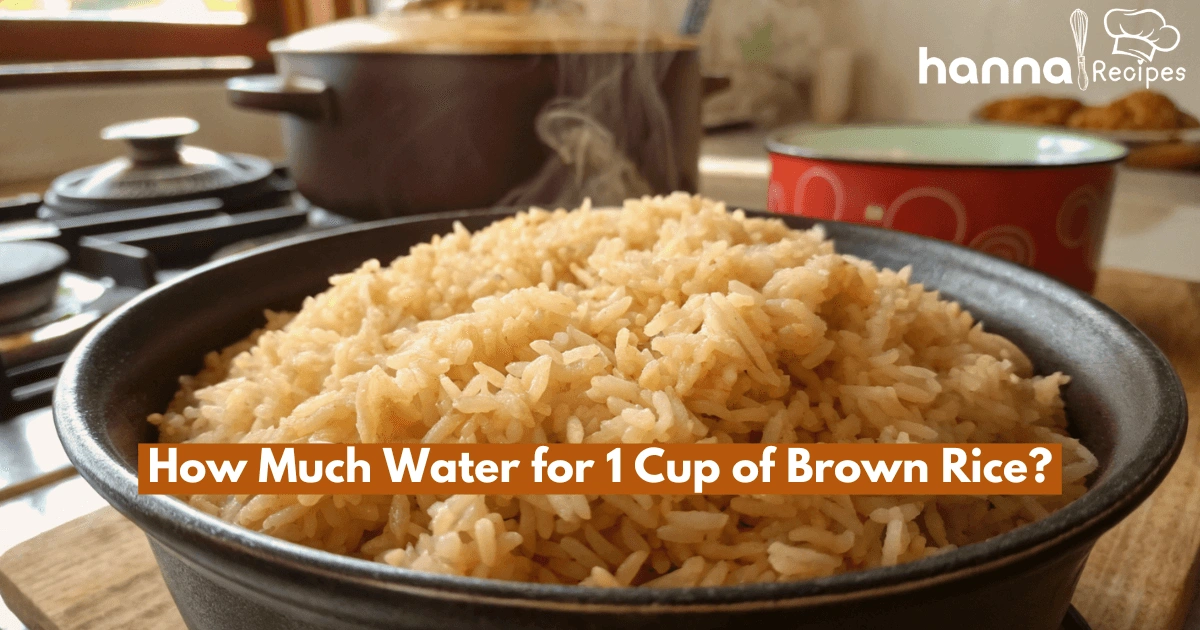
[1,268,1197,630]
[1073,269,1200,628]
[0,508,184,630]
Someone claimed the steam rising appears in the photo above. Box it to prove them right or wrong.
[501,51,681,208]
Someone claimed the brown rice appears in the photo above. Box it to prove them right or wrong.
[150,193,1096,586]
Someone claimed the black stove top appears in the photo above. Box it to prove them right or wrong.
[0,175,354,419]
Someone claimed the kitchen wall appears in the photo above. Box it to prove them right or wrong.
[2,0,1197,188]
[826,0,1200,122]
[588,0,1200,124]
[0,81,284,186]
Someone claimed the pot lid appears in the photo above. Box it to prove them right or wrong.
[44,117,276,217]
[270,5,695,55]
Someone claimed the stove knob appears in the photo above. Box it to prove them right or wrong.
[100,117,200,165]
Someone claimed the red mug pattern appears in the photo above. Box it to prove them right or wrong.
[767,155,1117,291]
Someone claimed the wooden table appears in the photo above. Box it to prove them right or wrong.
[1,268,1197,630]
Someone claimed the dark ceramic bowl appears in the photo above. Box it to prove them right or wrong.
[54,208,1186,630]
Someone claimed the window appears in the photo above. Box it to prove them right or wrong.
[0,0,251,25]
[0,0,357,87]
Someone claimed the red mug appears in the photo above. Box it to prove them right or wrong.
[766,125,1127,292]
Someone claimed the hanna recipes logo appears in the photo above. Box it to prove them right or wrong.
[918,6,1185,90]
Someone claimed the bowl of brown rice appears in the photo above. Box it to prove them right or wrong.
[55,194,1185,630]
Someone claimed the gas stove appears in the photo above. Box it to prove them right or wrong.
[0,117,353,419]
[0,118,358,630]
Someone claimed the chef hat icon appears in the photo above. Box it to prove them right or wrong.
[1104,8,1180,63]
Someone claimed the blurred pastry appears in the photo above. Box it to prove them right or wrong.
[978,96,1082,126]
[1066,90,1199,131]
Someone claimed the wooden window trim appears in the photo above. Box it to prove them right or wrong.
[0,0,290,88]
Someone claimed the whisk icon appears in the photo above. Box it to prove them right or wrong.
[1072,9,1089,90]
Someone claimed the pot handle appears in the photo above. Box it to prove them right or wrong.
[226,75,332,122]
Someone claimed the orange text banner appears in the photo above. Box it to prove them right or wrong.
[138,443,1062,495]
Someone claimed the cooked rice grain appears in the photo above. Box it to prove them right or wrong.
[151,193,1095,586]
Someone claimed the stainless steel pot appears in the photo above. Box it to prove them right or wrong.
[228,11,701,220]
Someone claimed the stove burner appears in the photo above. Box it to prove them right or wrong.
[0,241,69,323]
[0,272,139,418]
[0,150,352,419]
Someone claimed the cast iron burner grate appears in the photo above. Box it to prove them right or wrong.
[0,181,352,419]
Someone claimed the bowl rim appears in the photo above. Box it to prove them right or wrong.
[765,123,1129,169]
[54,207,1186,611]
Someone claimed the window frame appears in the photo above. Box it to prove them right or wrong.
[0,0,295,87]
